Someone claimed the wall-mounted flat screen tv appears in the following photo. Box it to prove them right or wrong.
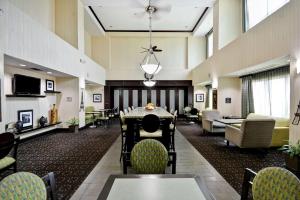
[13,74,41,95]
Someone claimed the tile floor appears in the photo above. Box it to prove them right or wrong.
[70,131,240,200]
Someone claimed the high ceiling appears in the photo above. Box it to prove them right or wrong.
[82,0,215,32]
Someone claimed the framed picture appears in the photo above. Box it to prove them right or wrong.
[18,110,33,129]
[93,94,102,103]
[195,94,204,102]
[46,79,54,91]
[225,97,232,104]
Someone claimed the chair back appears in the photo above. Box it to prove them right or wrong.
[124,109,128,114]
[131,106,135,110]
[190,108,198,115]
[183,106,191,114]
[252,167,300,199]
[202,110,220,121]
[240,119,275,148]
[142,114,160,133]
[130,139,168,174]
[85,106,95,112]
[0,132,15,159]
[0,172,47,199]
[42,172,57,200]
[128,107,132,112]
[119,111,125,125]
[170,108,174,114]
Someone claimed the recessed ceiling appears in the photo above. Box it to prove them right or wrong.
[82,0,215,32]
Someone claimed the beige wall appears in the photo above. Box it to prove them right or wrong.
[56,77,80,128]
[85,31,92,58]
[192,0,300,143]
[9,0,55,32]
[217,77,241,117]
[91,32,206,80]
[85,85,104,110]
[194,86,206,112]
[55,0,78,48]
[218,0,242,49]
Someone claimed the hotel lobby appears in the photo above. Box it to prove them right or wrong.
[0,0,300,199]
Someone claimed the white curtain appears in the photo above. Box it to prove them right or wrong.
[252,67,290,118]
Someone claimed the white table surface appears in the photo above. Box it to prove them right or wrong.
[124,107,174,119]
[106,178,207,200]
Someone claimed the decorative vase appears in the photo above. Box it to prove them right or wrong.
[15,121,23,132]
[50,104,58,124]
[39,116,47,127]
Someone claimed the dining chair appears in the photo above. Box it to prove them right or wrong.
[0,172,57,200]
[128,107,132,112]
[131,106,135,110]
[139,114,162,138]
[170,108,174,115]
[163,106,167,110]
[0,132,20,174]
[241,167,300,200]
[85,106,96,125]
[124,109,128,115]
[119,111,127,161]
[170,110,177,151]
[123,139,176,174]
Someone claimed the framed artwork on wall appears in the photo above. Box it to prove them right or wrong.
[18,109,33,129]
[46,79,54,91]
[93,94,102,103]
[225,97,231,104]
[195,94,204,102]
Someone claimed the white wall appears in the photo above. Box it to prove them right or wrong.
[192,0,300,143]
[92,32,206,80]
[4,66,57,127]
[85,31,92,58]
[9,0,55,32]
[217,77,241,117]
[85,85,104,110]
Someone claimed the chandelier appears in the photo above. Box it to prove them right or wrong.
[140,1,163,86]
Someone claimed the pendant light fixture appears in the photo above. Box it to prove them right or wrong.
[140,0,162,76]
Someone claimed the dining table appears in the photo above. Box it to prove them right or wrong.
[124,107,174,152]
[97,174,215,200]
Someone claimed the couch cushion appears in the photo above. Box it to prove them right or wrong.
[213,121,226,128]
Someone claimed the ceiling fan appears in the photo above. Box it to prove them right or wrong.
[132,0,172,20]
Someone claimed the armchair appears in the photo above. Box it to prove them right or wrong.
[225,119,275,148]
[0,133,19,174]
[202,110,225,133]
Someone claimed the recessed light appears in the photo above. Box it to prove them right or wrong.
[47,71,52,74]
[109,25,113,28]
[194,6,199,8]
[19,64,26,67]
[185,26,189,28]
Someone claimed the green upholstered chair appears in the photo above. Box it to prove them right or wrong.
[130,139,169,174]
[241,167,300,200]
[0,133,19,174]
[85,106,95,125]
[0,172,57,200]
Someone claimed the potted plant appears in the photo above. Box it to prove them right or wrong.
[279,141,300,171]
[66,117,79,133]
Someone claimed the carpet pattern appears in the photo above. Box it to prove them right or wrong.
[8,124,119,200]
[176,121,285,195]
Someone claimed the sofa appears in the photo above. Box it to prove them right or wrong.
[202,110,226,133]
[232,113,289,147]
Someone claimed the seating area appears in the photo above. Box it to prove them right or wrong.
[1,0,300,199]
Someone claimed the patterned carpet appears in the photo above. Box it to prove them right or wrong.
[176,121,285,195]
[13,124,119,200]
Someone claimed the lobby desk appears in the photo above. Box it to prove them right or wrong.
[124,107,174,152]
[98,174,215,200]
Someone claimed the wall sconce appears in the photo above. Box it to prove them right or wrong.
[292,100,300,125]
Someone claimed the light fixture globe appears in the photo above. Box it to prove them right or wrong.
[140,51,162,75]
[143,79,156,87]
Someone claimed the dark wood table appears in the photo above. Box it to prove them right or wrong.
[124,107,174,152]
[97,174,215,200]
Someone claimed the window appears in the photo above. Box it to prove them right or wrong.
[206,29,213,58]
[244,0,289,31]
[252,66,290,118]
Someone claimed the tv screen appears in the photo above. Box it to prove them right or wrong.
[13,74,41,95]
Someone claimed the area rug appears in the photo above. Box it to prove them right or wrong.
[176,121,285,195]
[15,124,119,199]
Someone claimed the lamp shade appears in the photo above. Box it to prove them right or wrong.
[143,79,156,87]
[141,64,162,75]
